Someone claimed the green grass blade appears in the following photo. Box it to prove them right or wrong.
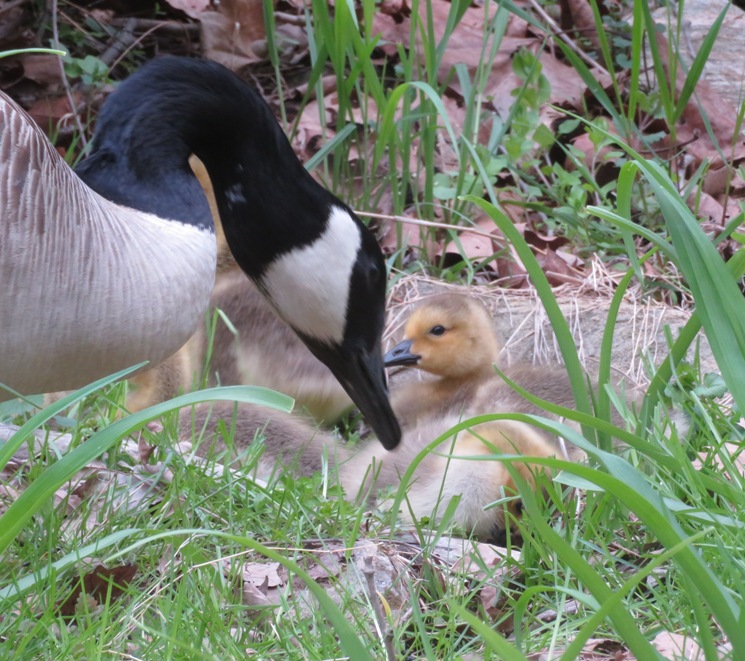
[672,5,729,122]
[0,363,147,468]
[4,528,373,659]
[0,386,293,554]
[454,605,528,659]
[634,159,745,421]
[462,195,593,419]
[505,415,743,650]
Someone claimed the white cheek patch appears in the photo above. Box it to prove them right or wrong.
[261,206,361,344]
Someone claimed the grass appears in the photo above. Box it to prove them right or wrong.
[3,0,745,657]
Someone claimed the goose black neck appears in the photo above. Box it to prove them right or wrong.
[76,56,346,279]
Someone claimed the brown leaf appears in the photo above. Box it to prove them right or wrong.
[58,564,138,617]
[243,562,284,589]
[380,217,439,258]
[19,54,65,90]
[26,93,83,133]
[379,0,411,23]
[527,638,631,660]
[688,191,741,228]
[702,166,745,198]
[197,0,266,70]
[523,228,570,251]
[307,552,343,582]
[561,0,602,51]
[242,577,277,608]
[652,631,704,660]
[138,433,157,465]
[537,247,582,286]
[441,215,506,261]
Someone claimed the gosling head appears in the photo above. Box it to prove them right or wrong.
[384,294,501,380]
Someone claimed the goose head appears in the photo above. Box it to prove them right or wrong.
[384,294,501,381]
[1,57,400,449]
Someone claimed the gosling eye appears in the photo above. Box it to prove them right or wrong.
[429,325,446,336]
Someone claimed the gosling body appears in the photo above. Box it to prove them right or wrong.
[179,401,335,477]
[340,414,555,543]
[180,401,556,543]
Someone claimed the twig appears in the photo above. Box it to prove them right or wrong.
[525,0,610,79]
[362,555,396,661]
[110,22,179,71]
[0,0,26,17]
[357,210,501,242]
[48,0,87,148]
[108,17,200,36]
[99,18,137,67]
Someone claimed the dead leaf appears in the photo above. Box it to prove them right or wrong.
[307,552,343,582]
[652,631,705,660]
[58,564,138,617]
[537,247,582,286]
[243,561,284,589]
[527,637,630,660]
[561,0,602,52]
[196,0,266,70]
[242,577,277,608]
[380,216,439,259]
[26,92,83,133]
[524,228,570,251]
[702,166,745,198]
[379,0,411,23]
[688,191,742,228]
[19,54,65,90]
[441,216,506,262]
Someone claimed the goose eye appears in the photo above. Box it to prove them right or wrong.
[429,325,446,336]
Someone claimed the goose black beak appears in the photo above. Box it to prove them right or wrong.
[383,339,421,368]
[303,338,401,450]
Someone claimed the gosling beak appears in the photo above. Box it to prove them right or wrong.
[383,338,421,368]
[303,337,402,450]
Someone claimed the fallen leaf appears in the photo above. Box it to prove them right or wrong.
[197,0,265,70]
[652,631,705,660]
[19,54,65,90]
[58,564,138,617]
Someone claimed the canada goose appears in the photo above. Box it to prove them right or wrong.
[384,293,594,421]
[180,402,556,543]
[1,56,400,449]
[126,157,352,422]
[188,155,238,276]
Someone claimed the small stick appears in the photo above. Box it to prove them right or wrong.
[362,555,396,661]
